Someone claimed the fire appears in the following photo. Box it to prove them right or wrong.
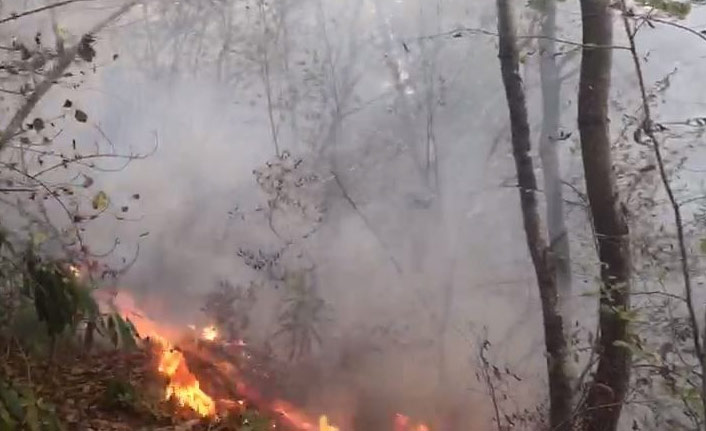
[272,400,315,430]
[201,325,218,341]
[158,346,215,416]
[106,291,428,431]
[319,415,339,431]
[68,264,81,278]
[109,292,215,417]
[395,414,430,431]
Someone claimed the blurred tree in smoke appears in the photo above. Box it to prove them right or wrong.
[274,270,327,361]
[202,279,258,342]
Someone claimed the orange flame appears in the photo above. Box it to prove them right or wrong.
[110,292,215,416]
[158,346,215,416]
[107,292,428,431]
[319,415,339,431]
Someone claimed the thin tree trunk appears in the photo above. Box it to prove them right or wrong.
[618,4,706,425]
[578,1,632,430]
[495,1,573,430]
[538,0,572,305]
[84,320,95,353]
[258,0,280,157]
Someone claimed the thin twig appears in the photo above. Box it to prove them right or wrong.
[0,1,137,151]
[479,338,504,431]
[1,162,84,248]
[631,290,685,301]
[0,0,92,25]
[631,14,706,45]
[411,27,631,51]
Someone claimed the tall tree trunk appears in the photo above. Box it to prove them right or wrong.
[578,2,632,430]
[495,1,573,430]
[538,0,572,306]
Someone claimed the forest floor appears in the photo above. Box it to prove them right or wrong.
[1,344,229,431]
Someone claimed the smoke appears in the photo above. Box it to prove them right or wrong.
[0,0,627,428]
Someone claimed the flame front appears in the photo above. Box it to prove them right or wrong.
[108,292,428,431]
[110,292,215,417]
[157,345,215,416]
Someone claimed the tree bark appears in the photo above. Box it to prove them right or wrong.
[578,2,632,430]
[495,1,573,430]
[538,0,572,306]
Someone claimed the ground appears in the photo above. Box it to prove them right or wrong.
[0,343,241,430]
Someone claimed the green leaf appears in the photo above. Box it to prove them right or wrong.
[616,308,640,322]
[74,284,99,319]
[114,313,137,349]
[0,401,16,431]
[0,384,23,420]
[30,232,47,248]
[92,191,109,211]
[613,340,639,355]
[700,238,706,254]
[638,0,691,19]
[107,315,118,347]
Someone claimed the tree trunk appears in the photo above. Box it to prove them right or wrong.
[539,0,572,306]
[495,1,573,430]
[578,1,632,430]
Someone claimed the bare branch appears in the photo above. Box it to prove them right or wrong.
[0,0,93,25]
[631,14,706,45]
[0,1,137,151]
[410,27,631,51]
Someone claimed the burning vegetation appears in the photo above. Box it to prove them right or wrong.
[104,290,433,431]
